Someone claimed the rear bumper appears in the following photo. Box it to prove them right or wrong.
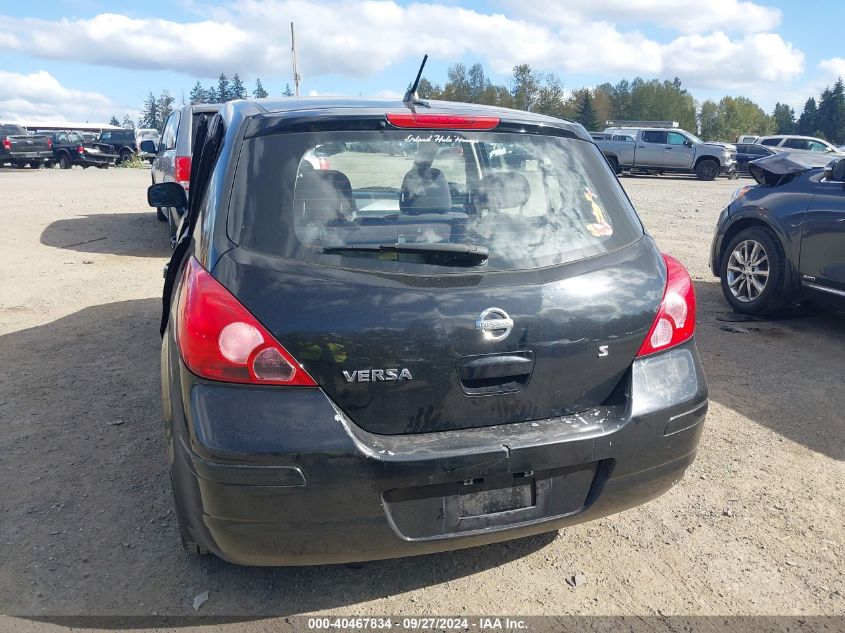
[75,153,117,166]
[165,339,708,566]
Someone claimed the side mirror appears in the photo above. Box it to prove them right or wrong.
[823,158,845,182]
[140,139,158,154]
[148,182,187,209]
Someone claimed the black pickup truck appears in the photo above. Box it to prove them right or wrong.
[0,124,53,168]
[49,131,117,169]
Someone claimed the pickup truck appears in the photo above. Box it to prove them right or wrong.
[0,124,53,168]
[49,131,117,169]
[595,127,737,180]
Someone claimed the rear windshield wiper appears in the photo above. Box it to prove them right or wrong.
[323,242,489,265]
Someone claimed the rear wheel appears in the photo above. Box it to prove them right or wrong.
[12,161,27,169]
[119,149,132,165]
[695,159,719,181]
[28,161,43,169]
[59,154,71,169]
[720,226,789,314]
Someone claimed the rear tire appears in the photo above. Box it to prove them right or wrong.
[719,226,789,315]
[59,154,71,169]
[119,150,132,165]
[695,159,719,181]
[28,161,42,169]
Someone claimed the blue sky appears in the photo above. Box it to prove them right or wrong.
[2,0,844,123]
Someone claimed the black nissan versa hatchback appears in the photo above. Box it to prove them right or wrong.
[146,97,708,565]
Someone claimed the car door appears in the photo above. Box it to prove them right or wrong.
[637,130,667,166]
[154,111,181,185]
[799,162,845,295]
[665,131,696,168]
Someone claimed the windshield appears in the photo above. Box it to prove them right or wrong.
[685,131,704,144]
[229,130,642,274]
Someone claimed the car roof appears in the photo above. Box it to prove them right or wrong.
[230,96,590,140]
[759,135,828,141]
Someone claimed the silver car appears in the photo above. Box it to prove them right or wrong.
[756,135,842,155]
[145,103,221,245]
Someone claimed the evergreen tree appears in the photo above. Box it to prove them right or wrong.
[467,63,489,104]
[109,116,120,126]
[253,78,268,99]
[797,97,818,136]
[534,74,566,119]
[416,77,442,100]
[230,73,247,100]
[217,73,231,102]
[190,81,206,104]
[817,79,845,143]
[139,92,159,130]
[156,91,175,129]
[443,63,471,103]
[282,83,294,97]
[573,89,598,129]
[510,64,540,112]
[206,86,218,103]
[772,102,795,134]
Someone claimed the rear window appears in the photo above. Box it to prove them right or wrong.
[760,138,781,146]
[229,130,643,274]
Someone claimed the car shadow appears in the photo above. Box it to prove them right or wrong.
[40,212,171,258]
[0,299,555,622]
[693,280,845,461]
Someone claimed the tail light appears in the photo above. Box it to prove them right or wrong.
[76,145,84,154]
[175,257,317,387]
[318,157,330,170]
[636,254,696,357]
[2,138,11,150]
[386,113,500,130]
[175,156,191,190]
[47,137,52,149]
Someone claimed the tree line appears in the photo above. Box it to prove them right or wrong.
[111,63,845,145]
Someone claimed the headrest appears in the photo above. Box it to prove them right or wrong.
[476,172,531,210]
[297,169,355,218]
[400,166,453,214]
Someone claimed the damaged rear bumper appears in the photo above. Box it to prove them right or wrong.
[165,340,707,566]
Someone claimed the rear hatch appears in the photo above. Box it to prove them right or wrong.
[217,118,664,435]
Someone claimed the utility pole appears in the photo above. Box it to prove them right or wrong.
[291,21,301,97]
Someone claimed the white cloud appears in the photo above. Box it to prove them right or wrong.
[662,32,804,89]
[819,57,845,79]
[0,1,804,97]
[0,70,118,122]
[513,0,781,34]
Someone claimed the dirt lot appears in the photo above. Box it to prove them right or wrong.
[0,167,843,630]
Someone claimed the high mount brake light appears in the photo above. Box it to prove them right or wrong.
[175,257,317,387]
[386,113,500,130]
[636,254,696,357]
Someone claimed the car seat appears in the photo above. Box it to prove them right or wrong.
[296,169,356,222]
[400,165,453,214]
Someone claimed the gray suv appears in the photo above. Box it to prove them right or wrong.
[144,103,221,245]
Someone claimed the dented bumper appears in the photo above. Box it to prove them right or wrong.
[164,337,707,566]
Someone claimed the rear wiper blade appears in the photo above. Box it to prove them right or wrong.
[323,242,489,264]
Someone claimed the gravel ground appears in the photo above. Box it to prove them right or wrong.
[0,167,842,631]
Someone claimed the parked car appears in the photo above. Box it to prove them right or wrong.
[596,126,736,180]
[737,135,759,144]
[96,128,157,164]
[734,143,778,176]
[756,135,842,155]
[48,131,117,169]
[0,124,53,168]
[144,97,708,565]
[711,153,845,314]
[144,103,221,243]
[135,128,160,162]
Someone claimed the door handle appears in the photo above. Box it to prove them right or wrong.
[458,354,534,380]
[456,351,535,395]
